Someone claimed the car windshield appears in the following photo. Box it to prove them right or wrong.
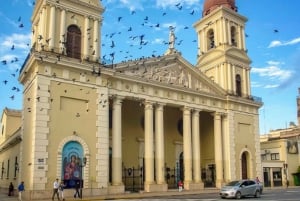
[226,181,241,186]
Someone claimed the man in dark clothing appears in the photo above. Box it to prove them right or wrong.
[8,182,14,196]
[74,180,81,198]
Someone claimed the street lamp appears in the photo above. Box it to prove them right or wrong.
[80,156,87,199]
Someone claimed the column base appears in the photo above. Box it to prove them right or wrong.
[216,180,225,189]
[183,181,204,190]
[144,183,168,192]
[108,184,125,194]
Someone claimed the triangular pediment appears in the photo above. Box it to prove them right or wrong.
[114,53,226,96]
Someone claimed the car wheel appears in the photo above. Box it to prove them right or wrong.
[255,190,261,198]
[235,191,242,199]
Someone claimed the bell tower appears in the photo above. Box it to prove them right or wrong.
[194,0,251,98]
[30,0,104,62]
[18,0,105,195]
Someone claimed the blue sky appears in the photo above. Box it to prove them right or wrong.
[0,0,299,134]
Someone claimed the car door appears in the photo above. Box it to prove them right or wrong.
[247,180,257,195]
[240,181,249,196]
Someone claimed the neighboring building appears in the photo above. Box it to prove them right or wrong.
[0,0,262,200]
[260,88,300,187]
[0,108,22,193]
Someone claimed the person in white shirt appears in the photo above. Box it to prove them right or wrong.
[51,178,60,201]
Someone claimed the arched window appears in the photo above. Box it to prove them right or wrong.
[231,26,237,47]
[236,74,242,96]
[207,29,215,50]
[66,25,81,59]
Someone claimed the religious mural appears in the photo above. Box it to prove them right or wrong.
[62,141,84,188]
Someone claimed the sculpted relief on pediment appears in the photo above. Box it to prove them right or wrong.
[119,61,219,95]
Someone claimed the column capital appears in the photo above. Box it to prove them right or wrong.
[111,95,125,101]
[211,111,226,118]
[181,105,192,112]
[192,109,201,114]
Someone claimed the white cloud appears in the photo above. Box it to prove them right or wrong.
[264,84,280,89]
[268,37,300,48]
[1,33,31,50]
[156,0,200,8]
[252,65,293,81]
[251,81,262,88]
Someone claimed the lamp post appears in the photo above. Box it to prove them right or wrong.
[80,157,87,199]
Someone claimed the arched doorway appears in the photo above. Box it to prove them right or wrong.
[241,152,248,179]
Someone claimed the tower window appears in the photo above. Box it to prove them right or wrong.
[66,25,81,59]
[231,26,237,47]
[207,29,215,50]
[236,74,242,96]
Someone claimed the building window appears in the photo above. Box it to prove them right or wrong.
[207,29,215,50]
[235,74,242,96]
[231,26,237,47]
[66,25,81,59]
[271,153,280,160]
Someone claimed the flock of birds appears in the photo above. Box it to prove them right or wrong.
[1,1,280,106]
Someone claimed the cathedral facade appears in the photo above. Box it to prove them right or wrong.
[0,0,262,199]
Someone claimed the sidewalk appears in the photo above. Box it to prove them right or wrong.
[0,186,297,201]
[0,188,219,201]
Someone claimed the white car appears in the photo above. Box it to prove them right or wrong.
[219,179,261,199]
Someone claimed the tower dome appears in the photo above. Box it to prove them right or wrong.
[203,0,237,16]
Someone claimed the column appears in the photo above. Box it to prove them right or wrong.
[192,110,201,183]
[227,20,231,45]
[270,168,274,187]
[83,17,90,59]
[144,101,154,187]
[155,104,165,184]
[222,18,226,44]
[38,7,46,51]
[242,68,247,97]
[112,96,123,185]
[93,19,100,61]
[238,25,243,49]
[183,107,192,186]
[49,6,56,50]
[214,112,224,188]
[246,69,251,96]
[241,26,246,50]
[59,9,66,54]
[227,63,232,93]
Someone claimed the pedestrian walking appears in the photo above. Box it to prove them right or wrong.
[74,180,81,198]
[51,178,60,200]
[18,181,25,201]
[8,182,14,196]
[59,180,65,201]
[178,180,183,192]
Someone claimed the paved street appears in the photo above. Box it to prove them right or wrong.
[1,187,300,201]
